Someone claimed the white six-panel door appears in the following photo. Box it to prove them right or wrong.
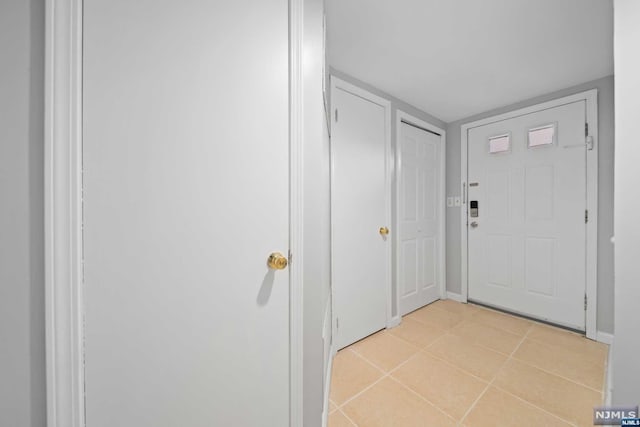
[399,122,442,315]
[332,81,389,350]
[467,101,587,330]
[83,1,291,425]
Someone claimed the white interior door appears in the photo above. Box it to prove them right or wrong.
[332,83,389,350]
[83,1,290,425]
[467,101,587,330]
[399,122,442,315]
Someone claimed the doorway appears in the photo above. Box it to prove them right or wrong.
[461,91,599,336]
[396,112,446,316]
[331,77,391,350]
[45,0,303,425]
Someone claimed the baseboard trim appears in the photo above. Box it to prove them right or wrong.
[604,337,614,405]
[386,316,401,329]
[446,292,466,303]
[596,331,614,345]
[321,347,335,427]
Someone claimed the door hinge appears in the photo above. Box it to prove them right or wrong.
[584,294,588,310]
[585,123,594,150]
[585,210,589,224]
[335,108,338,123]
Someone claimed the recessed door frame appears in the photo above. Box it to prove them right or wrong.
[394,111,447,318]
[459,90,599,340]
[44,0,305,425]
[329,76,393,345]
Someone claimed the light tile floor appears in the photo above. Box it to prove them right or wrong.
[328,300,608,427]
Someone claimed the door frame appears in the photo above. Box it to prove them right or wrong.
[395,111,447,317]
[329,76,393,343]
[459,89,599,340]
[44,0,305,425]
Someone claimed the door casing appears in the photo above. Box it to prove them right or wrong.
[44,0,305,425]
[459,89,599,340]
[394,111,447,320]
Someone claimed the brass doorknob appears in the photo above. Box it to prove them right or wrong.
[267,252,288,270]
[379,227,389,236]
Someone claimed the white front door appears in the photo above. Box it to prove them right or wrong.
[467,101,587,330]
[398,122,442,315]
[332,82,389,350]
[83,1,290,425]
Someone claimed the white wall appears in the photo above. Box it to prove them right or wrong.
[302,0,333,426]
[0,0,46,426]
[446,75,616,334]
[612,0,640,405]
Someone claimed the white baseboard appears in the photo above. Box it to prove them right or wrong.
[446,292,466,303]
[596,331,614,345]
[604,337,614,405]
[321,347,334,427]
[386,315,401,329]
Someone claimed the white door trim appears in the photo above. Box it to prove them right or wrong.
[395,111,447,318]
[44,0,305,425]
[329,76,393,333]
[45,0,84,425]
[460,89,599,340]
[288,0,304,424]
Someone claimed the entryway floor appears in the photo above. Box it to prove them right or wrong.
[328,300,608,426]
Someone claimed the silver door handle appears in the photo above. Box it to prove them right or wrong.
[470,221,478,228]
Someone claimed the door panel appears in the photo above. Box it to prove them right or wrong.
[399,122,442,316]
[332,86,388,350]
[83,1,290,425]
[467,101,586,330]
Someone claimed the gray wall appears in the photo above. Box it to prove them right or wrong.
[328,69,446,318]
[0,0,46,426]
[445,75,615,334]
[303,0,332,425]
[613,0,640,406]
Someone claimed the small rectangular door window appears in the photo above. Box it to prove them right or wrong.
[528,124,556,148]
[488,134,511,154]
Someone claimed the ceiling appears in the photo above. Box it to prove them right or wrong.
[326,0,613,123]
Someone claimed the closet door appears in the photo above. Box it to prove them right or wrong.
[398,121,442,316]
[332,80,390,350]
[83,1,291,425]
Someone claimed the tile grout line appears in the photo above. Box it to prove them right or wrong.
[349,334,423,376]
[433,308,593,425]
[333,347,423,411]
[386,319,450,349]
[429,328,521,358]
[417,345,497,385]
[333,348,389,409]
[489,383,579,427]
[337,337,463,422]
[458,322,533,425]
[386,376,459,424]
[473,323,580,427]
[509,329,607,393]
[330,302,601,426]
[349,306,538,424]
[336,408,358,427]
[509,355,606,394]
[384,333,497,424]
